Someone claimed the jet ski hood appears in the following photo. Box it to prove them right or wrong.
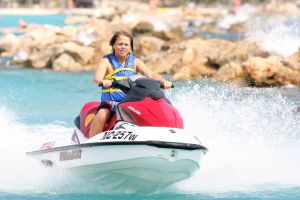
[122,75,171,103]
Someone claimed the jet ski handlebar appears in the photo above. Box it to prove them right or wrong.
[98,78,173,90]
[98,80,131,93]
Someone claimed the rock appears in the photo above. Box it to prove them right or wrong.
[243,56,282,85]
[228,78,249,88]
[173,55,216,80]
[132,21,154,36]
[29,45,61,69]
[287,49,300,71]
[182,47,196,64]
[173,66,197,80]
[243,56,300,86]
[134,35,165,59]
[214,61,244,82]
[0,34,19,56]
[58,26,78,38]
[198,38,268,68]
[54,34,70,44]
[27,26,57,48]
[10,35,35,64]
[65,16,90,24]
[179,38,235,68]
[229,22,245,33]
[263,1,299,16]
[173,63,217,80]
[200,23,222,33]
[52,53,82,71]
[74,29,98,46]
[61,42,95,64]
[233,39,269,61]
[154,26,184,42]
[146,51,182,74]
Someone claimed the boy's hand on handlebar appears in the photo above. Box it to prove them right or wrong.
[102,79,112,87]
[163,80,173,88]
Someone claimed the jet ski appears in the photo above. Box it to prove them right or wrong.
[26,75,207,193]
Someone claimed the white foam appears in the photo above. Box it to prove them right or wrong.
[170,82,300,193]
[0,106,73,193]
[246,16,300,58]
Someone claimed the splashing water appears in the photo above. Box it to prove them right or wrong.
[246,16,300,58]
[0,107,75,193]
[169,81,300,193]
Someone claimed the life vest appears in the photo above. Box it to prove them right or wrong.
[101,53,137,102]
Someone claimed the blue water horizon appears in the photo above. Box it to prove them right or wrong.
[0,14,67,28]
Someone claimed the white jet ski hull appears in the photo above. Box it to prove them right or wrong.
[27,125,206,193]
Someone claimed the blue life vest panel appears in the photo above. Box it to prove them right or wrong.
[101,53,137,102]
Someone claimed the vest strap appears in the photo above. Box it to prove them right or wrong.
[102,88,123,93]
[108,76,128,80]
[105,68,135,79]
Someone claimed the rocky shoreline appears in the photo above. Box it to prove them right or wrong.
[0,0,300,87]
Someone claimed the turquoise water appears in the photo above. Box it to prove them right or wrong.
[0,14,67,36]
[0,68,98,124]
[0,14,66,28]
[1,66,300,199]
[2,188,300,200]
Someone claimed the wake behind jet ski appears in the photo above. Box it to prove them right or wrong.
[26,75,207,193]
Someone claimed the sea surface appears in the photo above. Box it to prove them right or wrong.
[0,14,66,28]
[1,11,300,200]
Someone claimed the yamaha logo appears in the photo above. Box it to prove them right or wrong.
[128,106,141,115]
